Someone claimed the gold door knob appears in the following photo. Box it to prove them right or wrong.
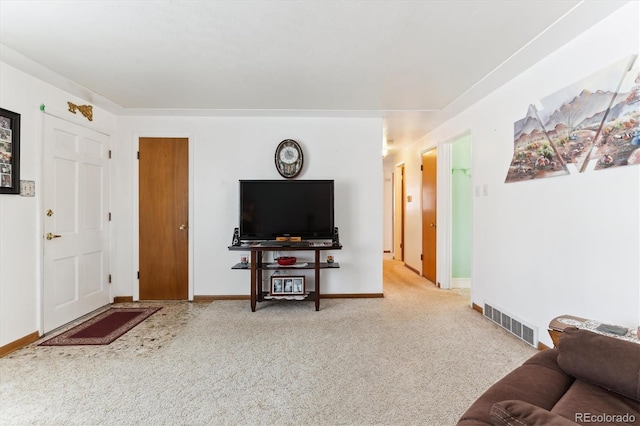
[179,224,187,231]
[45,233,62,240]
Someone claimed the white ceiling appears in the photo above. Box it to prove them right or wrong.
[0,0,629,152]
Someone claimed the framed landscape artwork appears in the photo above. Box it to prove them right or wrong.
[506,55,639,183]
[0,108,20,194]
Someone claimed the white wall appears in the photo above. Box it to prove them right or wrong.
[112,116,383,299]
[387,2,640,347]
[0,62,116,346]
[0,64,383,347]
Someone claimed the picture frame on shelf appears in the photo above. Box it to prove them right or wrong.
[0,108,20,195]
[271,275,305,295]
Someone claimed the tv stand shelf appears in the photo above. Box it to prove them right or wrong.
[231,262,340,270]
[229,244,342,311]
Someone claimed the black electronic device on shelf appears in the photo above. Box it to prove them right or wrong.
[239,180,334,242]
[231,227,241,246]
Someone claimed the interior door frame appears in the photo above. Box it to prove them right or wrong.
[132,132,194,301]
[434,130,473,295]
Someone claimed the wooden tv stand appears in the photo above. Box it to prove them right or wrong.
[229,242,342,311]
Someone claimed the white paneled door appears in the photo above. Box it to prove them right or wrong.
[43,115,110,333]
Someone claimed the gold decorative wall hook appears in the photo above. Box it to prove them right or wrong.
[67,102,93,121]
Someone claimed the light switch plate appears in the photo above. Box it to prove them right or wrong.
[20,180,35,197]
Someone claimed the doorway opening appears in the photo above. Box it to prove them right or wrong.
[449,134,472,291]
[393,163,405,262]
[434,132,473,303]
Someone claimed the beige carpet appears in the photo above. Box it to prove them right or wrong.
[0,260,536,425]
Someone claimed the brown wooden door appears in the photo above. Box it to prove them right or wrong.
[139,137,189,300]
[422,149,437,283]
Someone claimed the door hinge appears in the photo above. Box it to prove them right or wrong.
[108,212,112,221]
[420,254,423,260]
[137,151,140,160]
[108,274,112,284]
[421,164,423,171]
[108,150,112,159]
[137,271,140,279]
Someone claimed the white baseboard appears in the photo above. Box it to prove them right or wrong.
[451,278,471,288]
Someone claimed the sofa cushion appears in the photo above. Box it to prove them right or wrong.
[457,349,574,425]
[551,379,640,425]
[489,400,577,426]
[557,327,640,401]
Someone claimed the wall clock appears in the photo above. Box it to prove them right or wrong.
[275,139,304,178]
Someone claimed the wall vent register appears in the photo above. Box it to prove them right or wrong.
[484,301,538,348]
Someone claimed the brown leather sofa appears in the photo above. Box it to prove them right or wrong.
[457,327,640,425]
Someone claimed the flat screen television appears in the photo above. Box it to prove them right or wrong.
[239,180,334,241]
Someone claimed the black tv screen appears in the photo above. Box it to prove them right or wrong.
[239,180,334,240]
